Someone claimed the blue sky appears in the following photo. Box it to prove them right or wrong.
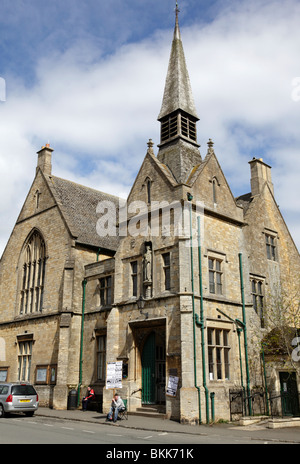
[0,0,300,255]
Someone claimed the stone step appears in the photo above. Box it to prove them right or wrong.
[129,406,167,419]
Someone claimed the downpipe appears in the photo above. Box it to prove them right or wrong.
[188,200,202,425]
[238,253,252,415]
[77,278,87,407]
[196,216,209,424]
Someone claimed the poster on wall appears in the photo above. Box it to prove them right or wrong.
[106,361,123,389]
[166,375,179,397]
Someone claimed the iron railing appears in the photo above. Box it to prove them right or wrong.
[229,388,300,421]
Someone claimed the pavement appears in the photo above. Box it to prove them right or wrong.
[35,407,300,444]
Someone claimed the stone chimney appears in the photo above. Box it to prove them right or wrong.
[36,143,53,176]
[249,157,274,196]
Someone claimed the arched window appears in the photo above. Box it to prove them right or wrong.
[212,179,217,204]
[144,177,152,205]
[211,176,220,205]
[19,230,46,315]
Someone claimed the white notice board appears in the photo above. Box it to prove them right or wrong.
[106,361,123,389]
[166,375,179,397]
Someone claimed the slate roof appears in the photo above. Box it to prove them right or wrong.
[235,192,253,214]
[47,175,120,251]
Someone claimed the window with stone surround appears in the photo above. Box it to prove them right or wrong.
[131,261,138,297]
[251,278,265,328]
[162,252,171,290]
[208,258,223,295]
[18,340,33,382]
[99,275,112,306]
[96,335,106,381]
[265,233,277,261]
[19,230,46,315]
[207,328,230,381]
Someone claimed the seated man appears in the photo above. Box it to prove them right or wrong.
[107,393,125,422]
[82,386,95,411]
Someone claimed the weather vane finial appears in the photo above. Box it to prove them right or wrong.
[175,2,180,18]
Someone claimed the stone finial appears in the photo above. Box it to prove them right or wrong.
[147,139,154,155]
[207,139,215,154]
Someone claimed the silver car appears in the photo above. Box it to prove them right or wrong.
[0,383,39,417]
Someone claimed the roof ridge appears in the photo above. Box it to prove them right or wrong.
[50,174,122,202]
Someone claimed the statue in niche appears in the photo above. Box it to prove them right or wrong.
[143,244,152,283]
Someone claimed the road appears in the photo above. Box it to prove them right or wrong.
[0,413,291,446]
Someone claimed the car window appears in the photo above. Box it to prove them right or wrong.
[0,386,9,395]
[11,385,37,396]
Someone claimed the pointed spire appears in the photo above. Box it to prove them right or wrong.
[158,6,199,121]
[175,2,180,40]
[157,6,201,184]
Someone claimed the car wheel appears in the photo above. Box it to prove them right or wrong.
[0,404,6,418]
[25,411,35,417]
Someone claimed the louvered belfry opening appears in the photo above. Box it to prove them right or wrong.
[160,110,198,145]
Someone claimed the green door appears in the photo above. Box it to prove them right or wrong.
[280,372,300,416]
[142,332,156,404]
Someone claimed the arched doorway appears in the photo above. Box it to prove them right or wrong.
[141,331,166,405]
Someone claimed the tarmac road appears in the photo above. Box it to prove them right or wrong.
[0,414,270,445]
[0,409,299,446]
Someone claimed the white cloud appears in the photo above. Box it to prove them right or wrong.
[0,0,299,255]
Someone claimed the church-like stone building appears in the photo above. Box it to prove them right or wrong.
[0,10,299,423]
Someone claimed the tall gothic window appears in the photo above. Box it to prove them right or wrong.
[19,230,46,315]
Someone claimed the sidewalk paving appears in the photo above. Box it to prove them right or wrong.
[35,407,300,443]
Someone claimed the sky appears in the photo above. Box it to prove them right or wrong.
[0,0,299,256]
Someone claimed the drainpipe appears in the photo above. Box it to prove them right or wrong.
[261,343,270,415]
[97,248,101,262]
[188,199,202,425]
[77,278,87,407]
[196,216,209,424]
[237,326,247,414]
[238,253,252,415]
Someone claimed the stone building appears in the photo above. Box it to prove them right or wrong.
[0,10,299,423]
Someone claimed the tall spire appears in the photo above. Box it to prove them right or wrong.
[157,6,201,184]
[158,5,199,121]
